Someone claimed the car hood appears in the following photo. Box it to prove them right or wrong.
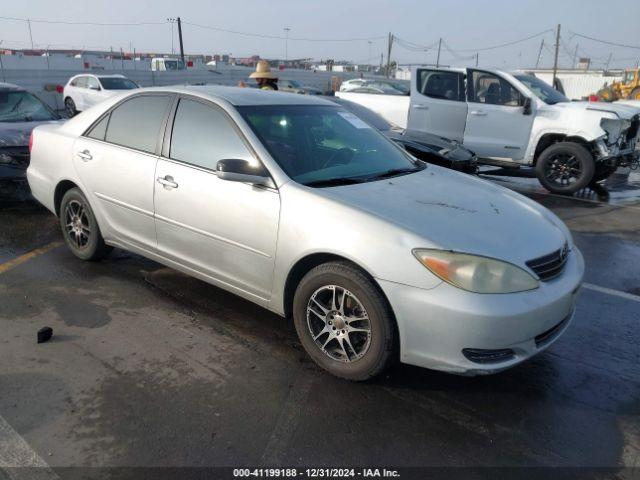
[316,167,567,266]
[0,120,62,147]
[385,129,475,161]
[552,101,640,119]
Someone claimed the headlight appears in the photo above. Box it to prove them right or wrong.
[413,249,539,294]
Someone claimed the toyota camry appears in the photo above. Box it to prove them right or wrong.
[27,86,584,380]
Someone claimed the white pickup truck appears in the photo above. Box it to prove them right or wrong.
[336,67,640,194]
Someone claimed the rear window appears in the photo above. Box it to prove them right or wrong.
[417,70,464,101]
[104,95,171,153]
[99,78,138,90]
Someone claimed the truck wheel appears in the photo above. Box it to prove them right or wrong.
[535,142,595,194]
[293,262,397,381]
[630,87,640,101]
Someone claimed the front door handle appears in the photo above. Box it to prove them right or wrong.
[157,175,178,189]
[470,110,487,116]
[413,104,429,110]
[76,150,93,161]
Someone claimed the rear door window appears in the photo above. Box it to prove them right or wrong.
[104,95,172,154]
[417,70,465,101]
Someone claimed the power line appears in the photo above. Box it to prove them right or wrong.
[183,20,385,42]
[0,15,165,26]
[445,29,554,52]
[570,31,640,50]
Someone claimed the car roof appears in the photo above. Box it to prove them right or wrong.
[0,82,25,92]
[143,85,337,106]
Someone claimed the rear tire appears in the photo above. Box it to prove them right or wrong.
[59,188,112,261]
[292,262,397,381]
[630,87,640,101]
[64,97,77,117]
[535,142,595,194]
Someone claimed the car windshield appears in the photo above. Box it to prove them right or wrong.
[0,90,58,122]
[514,74,569,105]
[99,77,138,90]
[238,105,422,186]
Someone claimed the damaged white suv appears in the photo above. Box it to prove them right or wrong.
[338,68,640,193]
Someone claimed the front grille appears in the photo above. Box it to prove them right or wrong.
[0,146,30,169]
[535,314,571,348]
[462,348,515,364]
[526,244,569,281]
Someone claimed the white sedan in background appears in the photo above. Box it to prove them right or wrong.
[27,86,583,380]
[63,74,138,116]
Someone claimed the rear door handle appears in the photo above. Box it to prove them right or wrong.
[413,104,429,110]
[157,175,178,189]
[470,110,487,116]
[76,150,93,161]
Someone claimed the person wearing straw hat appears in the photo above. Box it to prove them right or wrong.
[249,60,279,91]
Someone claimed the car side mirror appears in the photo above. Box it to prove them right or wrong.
[522,97,532,115]
[216,159,274,188]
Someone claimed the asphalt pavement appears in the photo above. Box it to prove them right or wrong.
[0,170,638,479]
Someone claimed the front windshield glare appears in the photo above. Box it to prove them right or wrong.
[0,91,57,122]
[514,74,569,105]
[239,105,421,186]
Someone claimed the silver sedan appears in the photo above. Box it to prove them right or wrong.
[27,86,584,380]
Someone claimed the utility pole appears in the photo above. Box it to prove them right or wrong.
[133,48,136,70]
[368,40,372,66]
[385,32,393,78]
[572,43,579,69]
[177,17,185,64]
[120,47,124,70]
[27,19,34,50]
[605,52,613,71]
[167,18,175,54]
[535,39,544,69]
[110,46,114,69]
[475,52,479,67]
[436,37,442,67]
[284,27,291,63]
[552,24,561,88]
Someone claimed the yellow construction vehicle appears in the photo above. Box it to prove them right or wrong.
[597,68,640,101]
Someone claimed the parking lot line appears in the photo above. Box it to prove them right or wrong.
[0,415,60,478]
[583,283,640,303]
[0,241,64,275]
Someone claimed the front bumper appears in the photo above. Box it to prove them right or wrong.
[378,248,584,375]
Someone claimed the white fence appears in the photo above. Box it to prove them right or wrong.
[0,55,379,111]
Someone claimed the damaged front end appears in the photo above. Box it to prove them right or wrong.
[0,145,31,199]
[596,114,640,167]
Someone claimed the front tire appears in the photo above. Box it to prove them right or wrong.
[64,97,77,117]
[59,188,112,261]
[535,142,595,194]
[293,262,397,381]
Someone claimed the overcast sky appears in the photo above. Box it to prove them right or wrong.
[1,0,639,69]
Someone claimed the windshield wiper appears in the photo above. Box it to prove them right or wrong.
[303,177,368,188]
[364,166,425,181]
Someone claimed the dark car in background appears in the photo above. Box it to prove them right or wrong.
[0,83,62,199]
[331,97,477,173]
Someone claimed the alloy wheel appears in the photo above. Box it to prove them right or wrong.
[306,285,372,363]
[544,153,583,187]
[64,199,91,249]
